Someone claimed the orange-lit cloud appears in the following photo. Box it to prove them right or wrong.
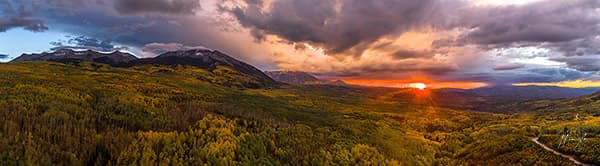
[513,80,600,88]
[270,30,463,78]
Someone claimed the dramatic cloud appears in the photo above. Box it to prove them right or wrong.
[460,1,600,45]
[68,36,115,51]
[113,0,202,15]
[0,17,48,32]
[546,37,600,57]
[50,36,121,52]
[226,0,600,82]
[437,0,600,52]
[230,0,600,56]
[0,0,48,32]
[229,0,454,54]
[551,57,600,72]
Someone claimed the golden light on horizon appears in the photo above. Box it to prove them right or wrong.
[340,79,488,89]
[409,83,427,90]
[513,80,600,88]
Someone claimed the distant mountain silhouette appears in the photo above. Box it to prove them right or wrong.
[470,85,599,100]
[495,88,600,116]
[11,49,277,88]
[386,86,600,113]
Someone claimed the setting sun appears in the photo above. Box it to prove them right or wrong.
[409,83,427,90]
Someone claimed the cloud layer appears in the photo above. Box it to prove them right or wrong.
[230,0,449,54]
[0,0,48,32]
[113,0,202,15]
[1,0,599,84]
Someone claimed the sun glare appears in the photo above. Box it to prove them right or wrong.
[409,83,427,90]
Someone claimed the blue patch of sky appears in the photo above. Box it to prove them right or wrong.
[0,28,70,62]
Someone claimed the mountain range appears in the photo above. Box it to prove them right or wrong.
[469,85,600,100]
[11,49,276,88]
[265,71,348,86]
[265,71,322,84]
[12,49,137,67]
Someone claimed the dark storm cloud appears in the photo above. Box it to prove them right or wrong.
[68,36,115,51]
[437,0,600,50]
[50,36,117,52]
[230,0,335,45]
[27,4,199,51]
[0,0,202,34]
[0,0,48,32]
[5,0,201,15]
[229,0,453,54]
[551,57,600,72]
[23,0,232,51]
[0,54,9,59]
[469,0,599,45]
[0,17,47,32]
[113,0,201,15]
[545,37,600,57]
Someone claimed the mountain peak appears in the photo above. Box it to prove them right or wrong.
[137,49,277,88]
[265,71,322,84]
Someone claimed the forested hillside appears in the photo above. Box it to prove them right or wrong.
[0,61,585,165]
[502,92,600,165]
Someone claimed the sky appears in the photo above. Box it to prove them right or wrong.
[1,0,600,88]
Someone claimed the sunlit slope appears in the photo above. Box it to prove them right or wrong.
[0,62,573,165]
